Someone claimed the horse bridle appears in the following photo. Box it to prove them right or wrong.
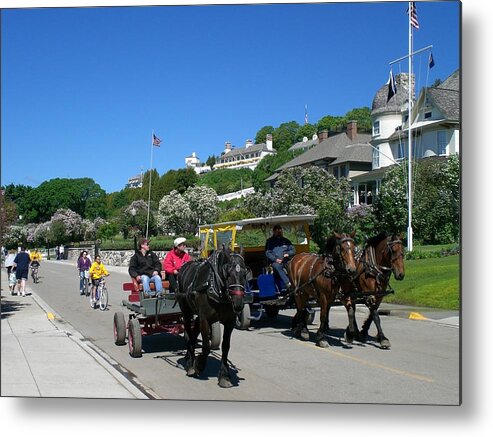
[210,251,246,299]
[331,236,356,273]
[386,238,405,264]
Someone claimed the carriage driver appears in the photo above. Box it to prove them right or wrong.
[128,238,163,297]
[162,237,191,293]
[265,224,295,290]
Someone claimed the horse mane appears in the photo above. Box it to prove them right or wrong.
[325,235,337,254]
[366,232,388,247]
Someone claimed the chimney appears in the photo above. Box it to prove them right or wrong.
[266,134,273,150]
[346,120,357,141]
[302,136,308,142]
[245,139,253,148]
[224,141,231,154]
[318,129,329,142]
[312,133,318,141]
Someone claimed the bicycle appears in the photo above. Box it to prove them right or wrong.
[31,264,40,283]
[80,270,90,296]
[90,276,108,311]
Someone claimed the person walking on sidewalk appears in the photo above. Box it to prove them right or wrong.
[13,246,31,296]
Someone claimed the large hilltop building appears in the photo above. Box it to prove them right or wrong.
[185,134,277,174]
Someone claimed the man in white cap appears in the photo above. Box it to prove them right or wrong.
[163,237,191,293]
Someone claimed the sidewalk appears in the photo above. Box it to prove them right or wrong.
[1,272,148,399]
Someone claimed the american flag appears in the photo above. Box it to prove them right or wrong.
[408,2,419,30]
[152,134,162,147]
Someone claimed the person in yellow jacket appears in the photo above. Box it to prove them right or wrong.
[89,255,109,304]
[30,248,42,265]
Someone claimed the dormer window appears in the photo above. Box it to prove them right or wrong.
[424,111,432,119]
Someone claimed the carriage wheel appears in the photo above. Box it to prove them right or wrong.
[235,304,251,330]
[210,322,221,350]
[265,306,279,319]
[128,318,142,358]
[113,312,126,346]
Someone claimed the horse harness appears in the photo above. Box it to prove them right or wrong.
[185,251,245,307]
[293,235,355,296]
[346,237,403,301]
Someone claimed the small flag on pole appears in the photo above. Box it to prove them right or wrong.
[152,134,162,147]
[304,105,308,125]
[428,52,435,69]
[387,69,397,103]
[408,2,419,29]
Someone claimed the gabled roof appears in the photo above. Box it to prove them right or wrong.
[426,87,459,121]
[277,131,372,171]
[288,137,319,152]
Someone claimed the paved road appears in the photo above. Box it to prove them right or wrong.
[29,260,460,404]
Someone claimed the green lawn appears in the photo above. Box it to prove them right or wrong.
[384,254,460,310]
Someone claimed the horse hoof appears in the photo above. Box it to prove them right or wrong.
[218,377,233,388]
[344,332,354,344]
[186,367,197,377]
[317,339,329,348]
[359,331,368,343]
[301,330,310,341]
[380,339,391,349]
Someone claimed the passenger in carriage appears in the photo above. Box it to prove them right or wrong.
[163,237,191,293]
[128,238,163,297]
[265,224,295,290]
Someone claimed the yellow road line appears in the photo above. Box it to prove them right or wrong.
[297,339,434,383]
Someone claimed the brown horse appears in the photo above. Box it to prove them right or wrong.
[339,232,405,349]
[288,231,357,347]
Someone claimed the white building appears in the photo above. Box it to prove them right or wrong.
[351,69,460,205]
[185,152,211,175]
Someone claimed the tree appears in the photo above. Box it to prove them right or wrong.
[413,155,459,244]
[343,107,372,132]
[372,164,409,236]
[254,125,275,145]
[157,186,218,235]
[197,168,253,195]
[316,115,345,133]
[51,208,84,242]
[20,178,107,223]
[273,121,300,151]
[206,155,217,169]
[294,123,317,143]
[251,149,303,192]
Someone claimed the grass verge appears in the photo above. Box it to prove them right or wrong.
[384,254,460,310]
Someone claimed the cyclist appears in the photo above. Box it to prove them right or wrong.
[30,248,42,282]
[89,255,109,305]
[77,250,91,295]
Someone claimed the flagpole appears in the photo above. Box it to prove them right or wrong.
[146,131,154,239]
[407,1,413,252]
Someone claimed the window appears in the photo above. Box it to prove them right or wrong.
[372,146,380,168]
[340,165,348,178]
[333,167,339,178]
[424,111,432,119]
[373,121,380,136]
[437,131,447,155]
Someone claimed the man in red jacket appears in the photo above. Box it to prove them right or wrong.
[163,237,191,293]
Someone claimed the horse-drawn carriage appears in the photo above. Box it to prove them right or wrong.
[198,214,319,329]
[199,216,406,349]
[113,277,221,358]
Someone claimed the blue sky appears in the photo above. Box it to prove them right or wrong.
[1,1,460,193]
